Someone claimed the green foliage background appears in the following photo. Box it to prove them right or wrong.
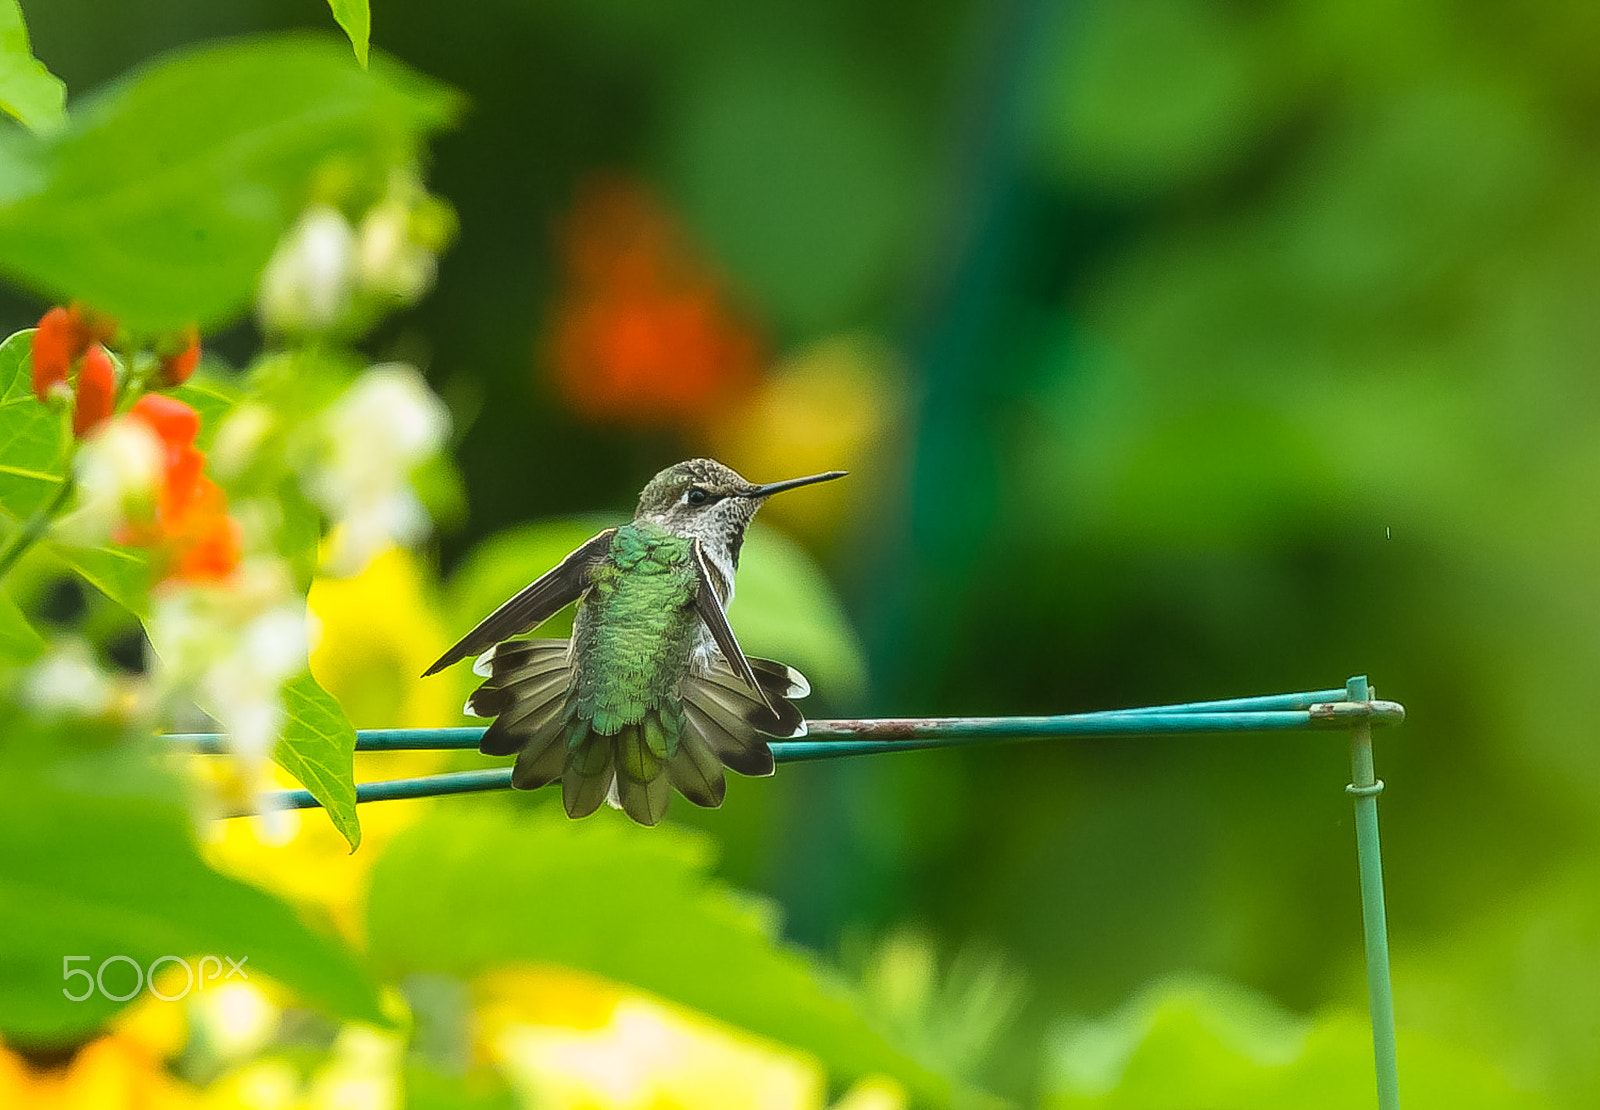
[3,0,1598,1106]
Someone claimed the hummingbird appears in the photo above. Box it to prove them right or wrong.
[424,458,846,826]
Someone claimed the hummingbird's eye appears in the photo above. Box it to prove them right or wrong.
[686,487,710,506]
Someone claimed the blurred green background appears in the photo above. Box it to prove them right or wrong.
[7,0,1600,1105]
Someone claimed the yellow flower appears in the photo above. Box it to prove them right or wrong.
[307,546,460,731]
[0,1034,197,1110]
[708,334,902,543]
[200,762,421,940]
[475,963,827,1110]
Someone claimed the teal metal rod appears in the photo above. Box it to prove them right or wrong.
[1102,687,1347,715]
[171,694,1402,756]
[1346,675,1401,1110]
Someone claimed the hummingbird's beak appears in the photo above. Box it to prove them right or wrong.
[745,470,848,498]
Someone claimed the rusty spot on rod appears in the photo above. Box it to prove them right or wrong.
[1308,700,1406,725]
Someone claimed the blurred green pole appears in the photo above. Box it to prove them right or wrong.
[1346,674,1400,1110]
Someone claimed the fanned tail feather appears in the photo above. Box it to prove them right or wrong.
[466,640,575,758]
[562,732,616,819]
[614,718,673,825]
[672,654,806,784]
[465,639,811,823]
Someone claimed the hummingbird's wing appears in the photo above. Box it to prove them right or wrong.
[690,537,771,708]
[422,528,619,677]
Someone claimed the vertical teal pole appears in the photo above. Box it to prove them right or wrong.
[1346,674,1400,1109]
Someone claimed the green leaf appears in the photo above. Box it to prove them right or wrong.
[0,330,69,523]
[276,670,361,850]
[46,540,150,616]
[732,524,867,703]
[0,587,43,661]
[170,366,241,450]
[1043,976,1552,1109]
[0,714,385,1042]
[0,0,66,135]
[0,36,460,331]
[366,804,950,1103]
[326,0,372,69]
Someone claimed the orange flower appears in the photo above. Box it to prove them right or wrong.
[112,396,241,583]
[167,489,241,582]
[71,346,117,439]
[154,328,201,387]
[32,304,121,408]
[548,175,762,427]
[0,1035,196,1109]
[31,306,84,400]
[129,394,200,447]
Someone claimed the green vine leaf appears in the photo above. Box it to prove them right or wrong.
[0,588,42,662]
[47,540,149,616]
[367,806,953,1104]
[326,0,372,69]
[276,670,361,850]
[0,36,459,331]
[0,0,66,135]
[0,330,69,524]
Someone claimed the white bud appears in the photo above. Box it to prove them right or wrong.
[60,416,166,545]
[305,363,450,576]
[210,402,277,480]
[258,205,357,334]
[20,640,115,718]
[357,197,437,304]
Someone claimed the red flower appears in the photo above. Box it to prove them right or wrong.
[31,303,120,404]
[170,504,242,581]
[71,345,117,438]
[32,306,88,400]
[155,327,201,387]
[117,395,240,582]
[548,176,762,427]
[129,394,201,450]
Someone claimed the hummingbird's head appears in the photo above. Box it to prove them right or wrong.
[635,458,846,579]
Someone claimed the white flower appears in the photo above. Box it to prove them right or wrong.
[306,1027,403,1110]
[210,401,277,480]
[146,560,310,812]
[305,363,450,576]
[357,197,437,304]
[59,416,165,545]
[189,981,281,1061]
[20,640,116,718]
[258,204,358,334]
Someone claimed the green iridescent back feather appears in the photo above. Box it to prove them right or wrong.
[570,522,698,747]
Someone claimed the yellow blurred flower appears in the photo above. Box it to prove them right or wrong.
[476,965,625,1035]
[476,963,828,1110]
[307,546,459,731]
[200,1059,299,1110]
[0,1034,197,1110]
[200,763,422,940]
[198,1026,402,1110]
[187,981,280,1064]
[829,1077,907,1110]
[707,334,902,543]
[112,990,190,1063]
[303,1027,402,1110]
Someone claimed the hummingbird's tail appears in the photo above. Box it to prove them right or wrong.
[464,640,809,826]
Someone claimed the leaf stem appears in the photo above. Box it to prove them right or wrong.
[0,472,76,581]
